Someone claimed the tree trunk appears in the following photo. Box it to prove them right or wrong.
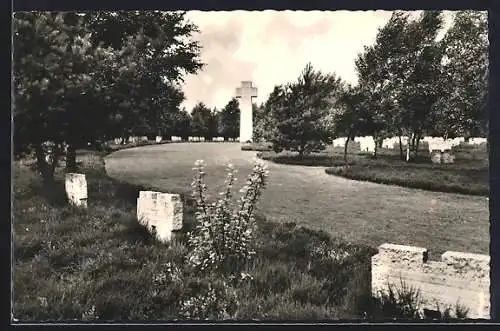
[298,144,305,160]
[398,135,404,160]
[34,142,57,189]
[344,137,350,164]
[65,143,77,172]
[373,134,378,159]
[406,139,411,162]
[414,133,421,159]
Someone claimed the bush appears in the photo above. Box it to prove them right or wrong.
[187,159,269,275]
[258,151,334,167]
[366,280,470,320]
[241,142,273,152]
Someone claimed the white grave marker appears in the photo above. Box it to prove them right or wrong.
[137,191,183,242]
[65,173,88,208]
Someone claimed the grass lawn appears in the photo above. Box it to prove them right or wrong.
[257,145,489,196]
[13,150,377,321]
[105,143,489,259]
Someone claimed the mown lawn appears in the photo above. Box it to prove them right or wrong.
[105,143,489,259]
[13,150,377,321]
[257,144,489,196]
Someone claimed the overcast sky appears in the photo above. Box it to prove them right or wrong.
[181,10,456,111]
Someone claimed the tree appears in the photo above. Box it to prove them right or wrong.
[13,11,205,185]
[252,102,268,142]
[172,107,192,139]
[270,63,343,158]
[208,107,221,139]
[355,11,445,161]
[86,11,204,141]
[190,102,212,137]
[334,85,372,162]
[219,98,240,139]
[13,12,113,183]
[433,11,489,139]
[398,11,444,160]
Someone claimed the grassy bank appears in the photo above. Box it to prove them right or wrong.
[241,142,273,152]
[257,149,489,196]
[13,150,378,321]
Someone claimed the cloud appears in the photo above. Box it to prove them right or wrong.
[181,10,456,111]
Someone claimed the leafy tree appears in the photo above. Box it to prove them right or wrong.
[252,102,268,142]
[398,11,444,159]
[172,107,192,139]
[433,11,489,139]
[355,11,445,161]
[208,107,221,139]
[219,98,240,139]
[13,12,113,183]
[333,85,372,162]
[270,63,343,158]
[13,11,204,185]
[190,102,212,137]
[87,11,204,141]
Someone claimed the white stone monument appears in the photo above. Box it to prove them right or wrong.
[236,81,258,143]
[65,173,88,208]
[137,191,183,242]
[155,136,162,143]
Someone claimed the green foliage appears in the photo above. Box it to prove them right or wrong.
[367,280,470,320]
[241,142,273,152]
[350,10,488,159]
[13,11,204,181]
[187,160,269,275]
[253,102,271,142]
[269,63,344,157]
[370,280,423,319]
[433,11,489,138]
[219,98,240,139]
[190,102,213,138]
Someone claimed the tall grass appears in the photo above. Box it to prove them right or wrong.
[13,151,376,321]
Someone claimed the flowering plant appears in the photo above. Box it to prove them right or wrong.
[187,159,268,275]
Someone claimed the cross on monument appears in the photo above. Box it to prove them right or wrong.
[235,81,258,143]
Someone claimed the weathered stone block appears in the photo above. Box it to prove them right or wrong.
[65,173,88,208]
[431,151,442,164]
[155,136,162,143]
[442,151,455,164]
[372,243,490,319]
[137,191,183,243]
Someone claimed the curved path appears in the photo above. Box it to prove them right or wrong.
[105,143,489,256]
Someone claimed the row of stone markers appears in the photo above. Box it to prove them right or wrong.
[112,136,244,145]
[333,136,487,154]
[65,173,184,242]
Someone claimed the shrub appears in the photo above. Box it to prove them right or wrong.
[369,280,424,319]
[367,280,470,320]
[241,142,273,152]
[187,159,269,275]
[179,278,239,320]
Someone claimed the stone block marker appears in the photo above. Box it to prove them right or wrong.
[137,191,183,242]
[372,243,490,319]
[65,173,88,208]
[236,81,258,143]
[431,151,442,164]
[442,151,455,164]
[156,136,162,143]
